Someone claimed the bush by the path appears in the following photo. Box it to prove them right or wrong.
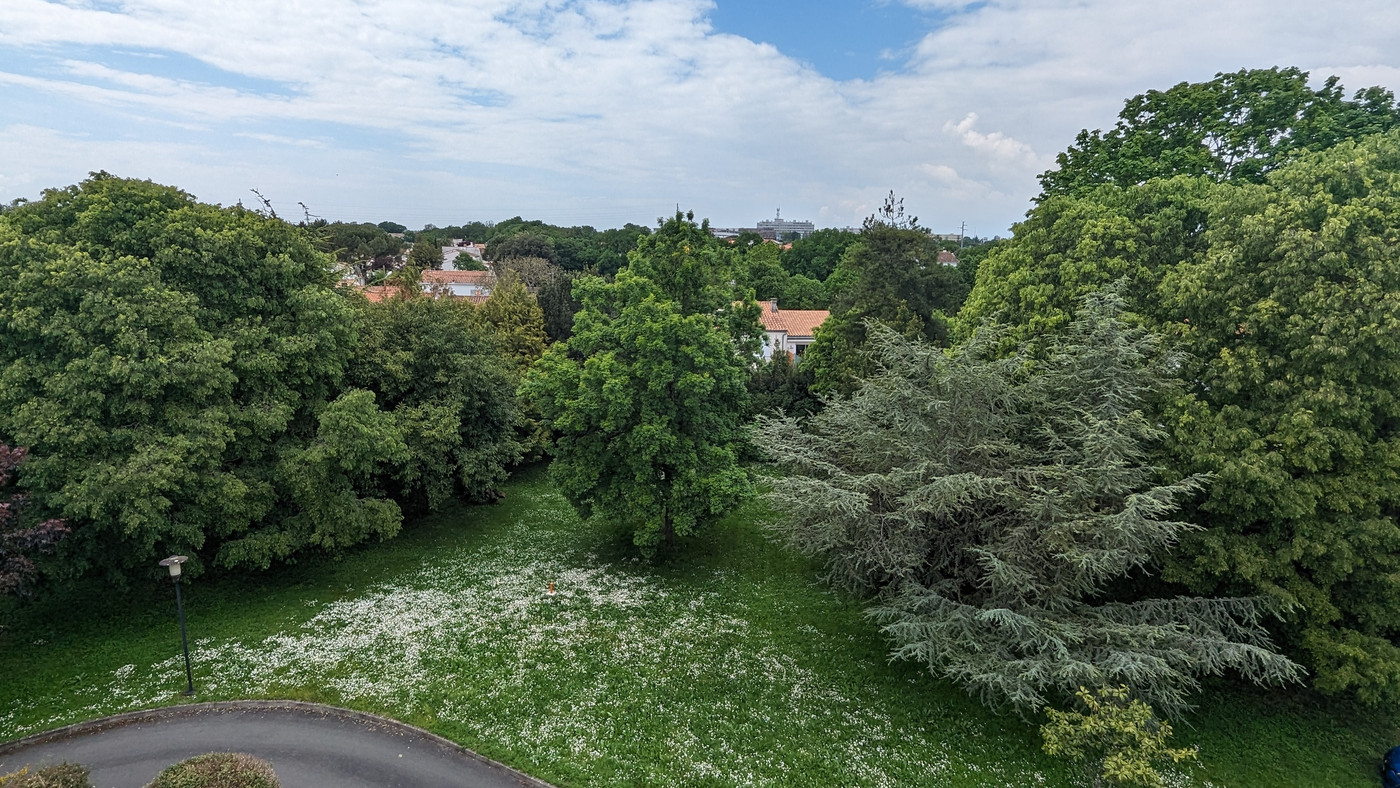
[143,753,278,788]
[0,763,92,787]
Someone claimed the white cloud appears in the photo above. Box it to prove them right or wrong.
[1,0,1399,234]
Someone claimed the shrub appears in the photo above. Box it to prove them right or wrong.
[143,753,279,788]
[0,763,93,788]
[1041,686,1197,788]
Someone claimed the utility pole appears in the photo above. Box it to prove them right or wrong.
[959,221,967,248]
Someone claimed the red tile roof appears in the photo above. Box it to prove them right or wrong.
[361,285,396,303]
[937,250,960,265]
[758,305,830,339]
[422,270,495,285]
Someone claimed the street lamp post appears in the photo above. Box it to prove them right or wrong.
[159,555,195,696]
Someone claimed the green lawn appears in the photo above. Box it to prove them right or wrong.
[1,467,1394,786]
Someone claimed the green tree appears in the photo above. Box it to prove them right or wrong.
[957,131,1400,704]
[781,227,858,281]
[806,194,969,393]
[757,292,1300,716]
[746,351,820,421]
[1041,686,1198,788]
[1039,67,1400,200]
[955,177,1214,352]
[537,269,586,343]
[523,271,752,554]
[735,240,789,302]
[474,271,548,373]
[319,222,403,283]
[1156,132,1400,704]
[407,240,444,270]
[0,174,400,577]
[486,232,556,266]
[780,273,827,310]
[626,210,762,354]
[347,295,518,511]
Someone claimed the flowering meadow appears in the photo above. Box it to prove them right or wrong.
[0,469,1389,787]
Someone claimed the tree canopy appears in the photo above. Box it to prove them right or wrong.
[1039,67,1400,200]
[958,128,1400,704]
[0,174,515,580]
[523,271,752,554]
[806,194,969,394]
[758,293,1300,717]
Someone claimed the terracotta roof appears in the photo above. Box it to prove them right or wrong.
[758,306,830,339]
[937,250,960,265]
[361,285,396,303]
[422,270,495,285]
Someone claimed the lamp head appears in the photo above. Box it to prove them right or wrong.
[159,555,188,578]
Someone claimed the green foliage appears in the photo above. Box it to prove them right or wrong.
[317,222,402,282]
[407,240,443,270]
[746,351,820,422]
[781,227,858,281]
[735,241,788,302]
[961,130,1400,704]
[537,270,585,343]
[1156,133,1400,704]
[473,271,551,464]
[480,221,650,274]
[473,271,548,374]
[523,271,752,554]
[0,174,386,578]
[758,291,1301,716]
[143,752,279,788]
[806,195,969,394]
[486,232,556,266]
[0,763,92,788]
[626,210,763,355]
[347,294,518,511]
[1039,67,1400,199]
[780,273,827,309]
[956,177,1214,352]
[1041,686,1197,788]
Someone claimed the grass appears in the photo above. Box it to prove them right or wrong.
[1,465,1395,786]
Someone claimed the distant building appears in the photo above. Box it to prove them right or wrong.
[937,250,960,266]
[757,299,829,362]
[756,209,815,241]
[421,269,496,299]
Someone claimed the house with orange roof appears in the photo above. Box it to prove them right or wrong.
[757,299,829,362]
[421,269,496,299]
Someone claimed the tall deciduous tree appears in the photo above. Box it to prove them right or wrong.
[959,131,1400,704]
[407,240,444,270]
[758,292,1300,717]
[346,294,518,513]
[1156,132,1400,704]
[1039,67,1400,200]
[0,175,405,577]
[523,270,751,554]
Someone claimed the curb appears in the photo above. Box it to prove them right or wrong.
[0,700,556,788]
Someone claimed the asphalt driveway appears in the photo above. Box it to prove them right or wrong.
[0,701,552,788]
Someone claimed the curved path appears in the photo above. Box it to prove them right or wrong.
[0,701,554,788]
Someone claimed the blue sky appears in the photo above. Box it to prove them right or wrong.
[2,0,1399,235]
[707,1,947,82]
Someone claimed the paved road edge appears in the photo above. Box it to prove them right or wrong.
[0,700,557,788]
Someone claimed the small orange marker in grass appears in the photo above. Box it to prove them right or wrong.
[547,582,556,596]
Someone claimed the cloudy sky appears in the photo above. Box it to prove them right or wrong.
[3,0,1399,236]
